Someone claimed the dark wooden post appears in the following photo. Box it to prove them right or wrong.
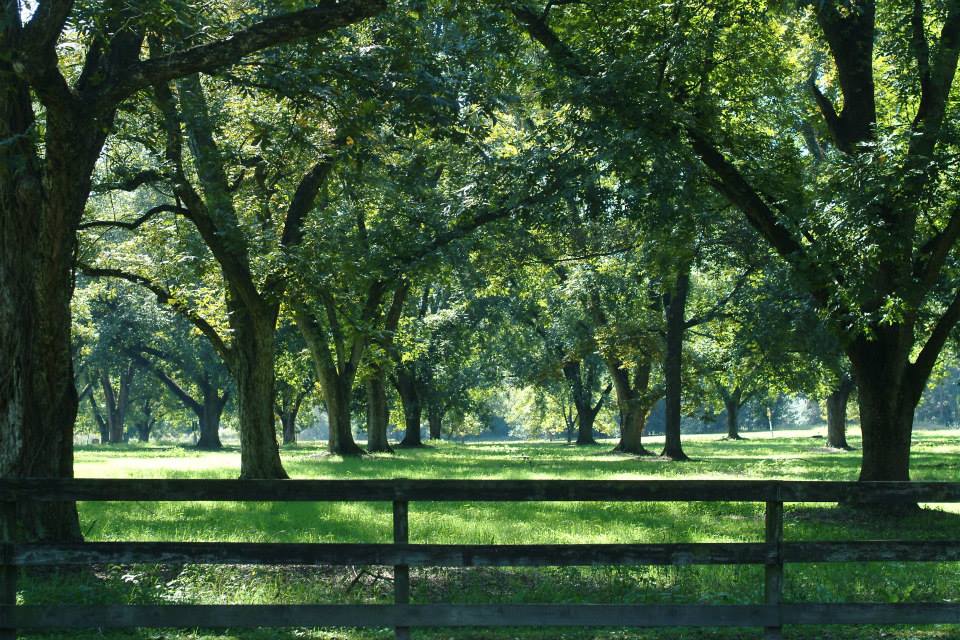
[393,499,410,640]
[764,498,784,640]
[0,500,16,639]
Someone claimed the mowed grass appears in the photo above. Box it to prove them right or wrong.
[21,428,960,639]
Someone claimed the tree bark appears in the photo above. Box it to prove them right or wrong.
[427,401,443,440]
[607,357,657,455]
[0,26,93,539]
[135,399,155,442]
[232,310,287,477]
[662,267,691,461]
[722,387,745,440]
[365,367,393,453]
[826,375,854,450]
[562,361,608,446]
[396,368,424,447]
[196,390,226,450]
[100,364,134,444]
[848,331,918,483]
[320,368,364,456]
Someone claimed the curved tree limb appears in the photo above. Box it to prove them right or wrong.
[79,264,232,364]
[101,0,386,107]
[79,203,189,231]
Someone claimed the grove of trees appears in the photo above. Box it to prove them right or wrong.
[4,0,960,540]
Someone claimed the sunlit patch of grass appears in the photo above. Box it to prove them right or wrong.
[20,429,960,638]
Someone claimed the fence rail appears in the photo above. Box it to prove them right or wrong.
[0,479,957,639]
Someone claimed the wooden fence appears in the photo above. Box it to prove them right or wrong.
[1,479,959,639]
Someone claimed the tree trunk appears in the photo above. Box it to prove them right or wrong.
[562,361,598,445]
[725,399,743,440]
[278,389,304,446]
[366,368,393,453]
[281,413,297,445]
[427,402,443,440]
[0,52,96,539]
[232,310,287,477]
[396,368,424,447]
[662,268,690,461]
[607,358,655,455]
[101,365,134,444]
[321,369,365,456]
[848,333,917,483]
[723,387,745,440]
[196,391,225,451]
[136,400,155,442]
[87,392,110,444]
[826,375,854,450]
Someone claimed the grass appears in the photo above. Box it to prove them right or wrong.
[20,428,960,639]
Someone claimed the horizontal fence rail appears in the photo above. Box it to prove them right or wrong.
[0,479,958,640]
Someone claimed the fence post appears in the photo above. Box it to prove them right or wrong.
[393,499,410,640]
[764,495,784,640]
[0,500,16,639]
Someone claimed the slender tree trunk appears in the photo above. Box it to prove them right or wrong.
[97,420,110,444]
[87,392,110,444]
[366,367,393,453]
[396,369,424,447]
[196,391,225,450]
[136,401,155,442]
[826,375,854,450]
[427,402,443,440]
[232,309,287,477]
[662,268,690,461]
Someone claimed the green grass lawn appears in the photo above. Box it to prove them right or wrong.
[21,429,960,639]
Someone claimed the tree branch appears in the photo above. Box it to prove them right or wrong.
[102,0,385,106]
[22,0,73,57]
[79,203,189,231]
[92,169,167,194]
[79,264,232,363]
[909,286,960,399]
[129,351,202,415]
[909,0,960,159]
[914,204,960,294]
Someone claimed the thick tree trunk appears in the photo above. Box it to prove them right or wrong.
[196,392,225,450]
[365,369,393,453]
[101,365,134,444]
[725,400,743,440]
[322,370,364,456]
[396,369,424,447]
[0,49,94,539]
[849,341,916,482]
[232,310,287,477]
[723,387,745,440]
[826,375,854,450]
[562,361,600,445]
[607,359,655,455]
[662,268,690,461]
[616,406,652,454]
[842,329,927,511]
